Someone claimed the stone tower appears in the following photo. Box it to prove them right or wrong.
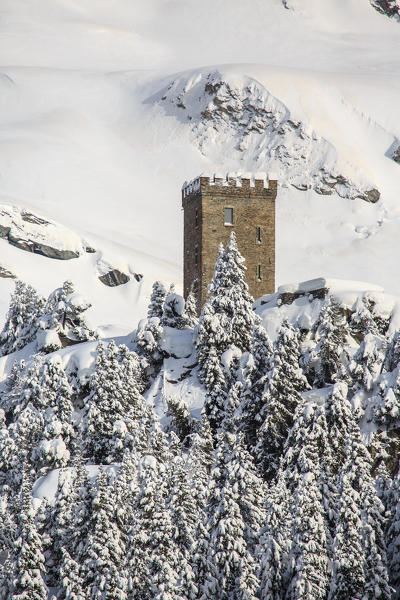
[182,172,277,310]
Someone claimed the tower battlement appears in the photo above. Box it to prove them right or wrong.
[182,172,277,202]
[182,171,277,311]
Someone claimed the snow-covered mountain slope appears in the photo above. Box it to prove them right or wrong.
[149,69,380,201]
[0,0,399,332]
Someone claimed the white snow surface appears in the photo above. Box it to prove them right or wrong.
[0,0,399,332]
[33,464,119,504]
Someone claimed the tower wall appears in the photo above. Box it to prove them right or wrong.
[182,173,276,311]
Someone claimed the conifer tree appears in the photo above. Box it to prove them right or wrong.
[5,355,74,478]
[258,473,292,600]
[148,281,167,319]
[329,422,390,600]
[255,320,310,480]
[161,292,187,329]
[238,316,273,449]
[82,468,128,600]
[82,341,148,463]
[387,474,400,598]
[284,405,330,600]
[128,456,179,600]
[373,364,400,427]
[183,284,198,328]
[166,395,193,442]
[0,280,45,356]
[10,470,48,600]
[325,382,353,473]
[46,468,81,590]
[286,470,329,600]
[59,548,85,600]
[313,296,350,387]
[135,316,164,372]
[350,295,388,341]
[197,234,255,373]
[196,233,256,432]
[384,329,400,372]
[199,434,260,600]
[347,331,387,394]
[43,280,98,344]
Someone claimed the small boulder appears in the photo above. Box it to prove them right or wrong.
[98,269,130,287]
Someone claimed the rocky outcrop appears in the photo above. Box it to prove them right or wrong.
[98,269,130,287]
[0,205,84,260]
[393,144,400,163]
[150,70,380,203]
[0,265,16,279]
[371,0,400,20]
[7,234,80,260]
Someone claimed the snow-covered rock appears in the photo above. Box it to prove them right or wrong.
[150,70,380,203]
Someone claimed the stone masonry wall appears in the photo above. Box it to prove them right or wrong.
[182,175,277,311]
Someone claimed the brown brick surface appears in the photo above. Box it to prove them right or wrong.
[182,176,276,311]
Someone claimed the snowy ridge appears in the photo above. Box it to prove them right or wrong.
[0,203,86,259]
[151,69,380,203]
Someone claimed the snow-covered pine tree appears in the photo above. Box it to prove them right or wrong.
[82,341,149,463]
[0,495,17,600]
[384,329,400,372]
[199,432,260,600]
[161,292,188,329]
[258,472,292,600]
[238,316,273,449]
[81,467,128,600]
[59,548,85,600]
[196,233,255,431]
[46,468,77,589]
[353,426,391,600]
[350,295,389,341]
[183,283,198,328]
[325,381,353,473]
[373,363,400,427]
[313,296,350,387]
[10,469,48,600]
[281,402,330,600]
[329,421,390,600]
[328,447,365,599]
[166,455,198,599]
[196,318,228,432]
[42,280,98,345]
[347,331,387,395]
[135,316,164,374]
[387,473,400,598]
[4,354,75,479]
[68,456,91,567]
[255,320,310,481]
[33,356,75,475]
[127,455,179,600]
[286,468,329,600]
[166,395,193,442]
[148,281,167,319]
[0,280,45,357]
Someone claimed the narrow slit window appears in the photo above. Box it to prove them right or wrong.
[195,208,199,228]
[256,226,261,242]
[224,207,234,225]
[194,245,199,266]
[257,264,262,281]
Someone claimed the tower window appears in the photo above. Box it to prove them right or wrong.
[194,245,199,265]
[195,208,199,228]
[224,207,234,225]
[257,264,262,281]
[256,226,261,243]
